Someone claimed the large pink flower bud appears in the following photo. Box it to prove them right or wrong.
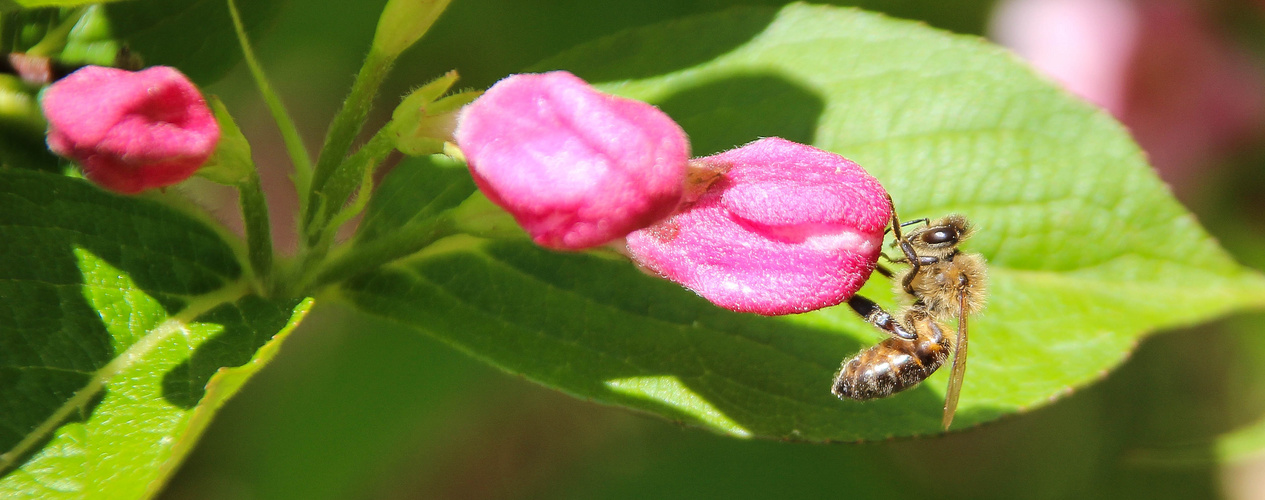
[41,66,220,194]
[627,138,891,315]
[455,71,690,250]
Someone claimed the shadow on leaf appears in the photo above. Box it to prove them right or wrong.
[656,72,824,156]
[162,296,305,409]
[340,238,999,440]
[0,170,240,474]
[531,6,778,85]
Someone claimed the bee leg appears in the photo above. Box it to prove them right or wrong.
[848,295,917,340]
[883,218,930,235]
[885,198,928,295]
[899,254,943,295]
[900,218,930,229]
[901,306,946,344]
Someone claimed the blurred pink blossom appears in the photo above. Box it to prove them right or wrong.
[626,138,891,316]
[42,66,220,194]
[456,71,690,250]
[992,0,1139,115]
[992,0,1264,191]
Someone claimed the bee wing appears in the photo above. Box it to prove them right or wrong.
[941,291,970,430]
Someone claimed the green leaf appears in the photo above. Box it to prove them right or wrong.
[58,6,133,68]
[197,97,254,186]
[299,154,477,294]
[0,169,311,496]
[354,154,477,246]
[89,0,285,85]
[339,4,1265,441]
[56,1,280,82]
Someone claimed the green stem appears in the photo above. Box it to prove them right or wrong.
[307,126,396,242]
[304,216,456,294]
[287,126,396,297]
[238,170,274,292]
[291,49,395,294]
[305,48,394,221]
[226,0,314,212]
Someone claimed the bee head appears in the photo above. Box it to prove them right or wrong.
[909,214,972,253]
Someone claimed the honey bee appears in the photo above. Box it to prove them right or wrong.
[832,207,988,430]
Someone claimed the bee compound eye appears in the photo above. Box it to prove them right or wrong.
[922,227,958,245]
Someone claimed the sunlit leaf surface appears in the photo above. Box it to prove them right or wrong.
[337,4,1265,441]
[0,169,310,497]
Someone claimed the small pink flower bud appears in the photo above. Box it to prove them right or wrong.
[455,71,690,250]
[42,66,220,194]
[626,138,892,315]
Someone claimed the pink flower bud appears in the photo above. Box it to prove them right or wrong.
[455,71,690,250]
[42,66,220,194]
[626,138,892,315]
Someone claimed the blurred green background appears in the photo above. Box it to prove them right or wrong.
[162,0,1265,498]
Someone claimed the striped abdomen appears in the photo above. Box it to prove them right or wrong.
[831,316,951,400]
